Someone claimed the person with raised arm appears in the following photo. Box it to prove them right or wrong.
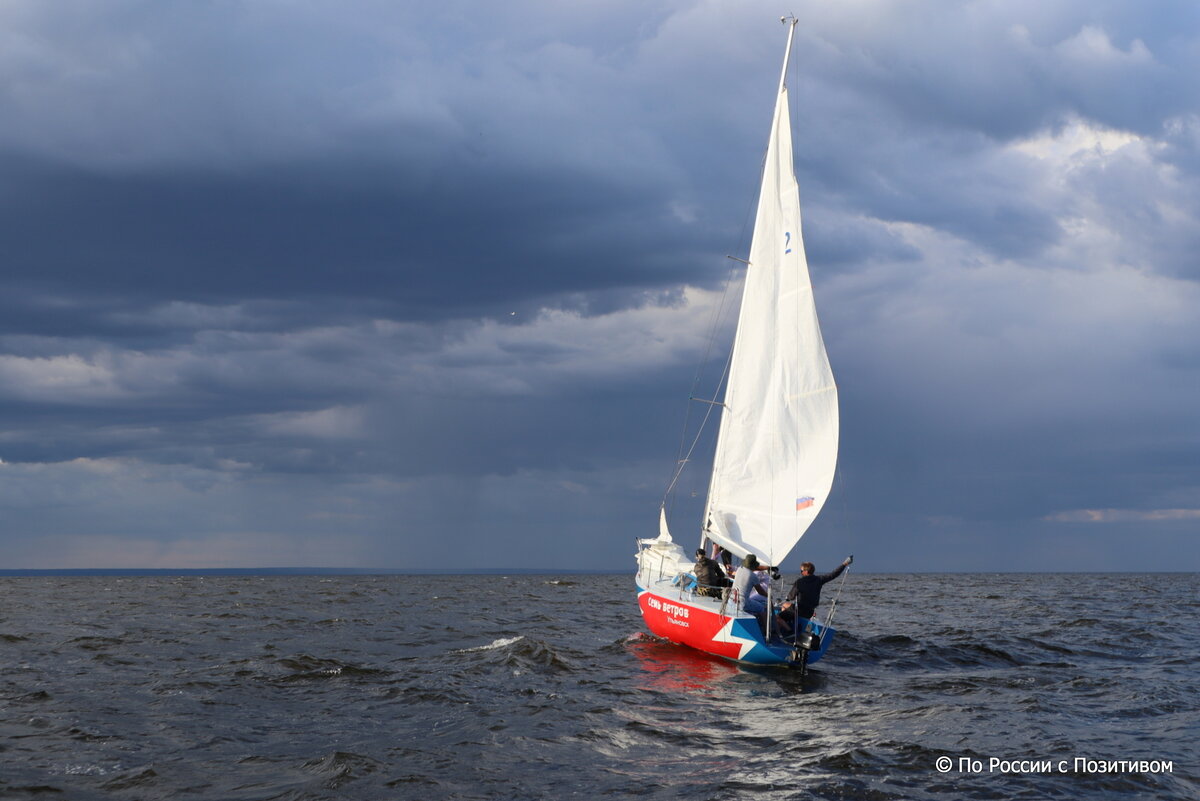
[777,556,853,635]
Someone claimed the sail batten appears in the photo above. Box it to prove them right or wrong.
[704,73,839,567]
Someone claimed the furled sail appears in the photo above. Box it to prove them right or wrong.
[704,78,839,567]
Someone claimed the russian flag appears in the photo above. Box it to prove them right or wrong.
[796,496,814,510]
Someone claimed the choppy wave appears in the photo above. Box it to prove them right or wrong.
[455,636,525,653]
[0,572,1195,800]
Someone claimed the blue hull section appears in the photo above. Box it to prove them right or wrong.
[635,577,836,668]
[737,617,836,666]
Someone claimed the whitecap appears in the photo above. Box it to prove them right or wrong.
[455,636,523,653]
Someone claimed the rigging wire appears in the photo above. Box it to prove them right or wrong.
[665,260,739,513]
[662,122,770,528]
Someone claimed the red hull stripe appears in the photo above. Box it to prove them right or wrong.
[637,589,744,660]
[635,585,834,666]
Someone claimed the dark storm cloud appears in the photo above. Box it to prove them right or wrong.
[790,2,1200,272]
[803,0,1198,139]
[1,1,1198,571]
[1,153,712,334]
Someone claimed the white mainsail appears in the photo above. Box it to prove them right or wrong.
[704,29,839,567]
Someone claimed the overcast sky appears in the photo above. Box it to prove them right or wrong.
[2,0,1198,572]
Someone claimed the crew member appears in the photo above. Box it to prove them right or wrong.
[778,556,853,634]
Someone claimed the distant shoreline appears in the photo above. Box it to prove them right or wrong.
[0,567,620,577]
[1,568,1195,577]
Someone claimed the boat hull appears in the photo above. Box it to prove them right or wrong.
[635,577,834,667]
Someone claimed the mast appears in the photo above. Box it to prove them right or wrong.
[702,14,839,566]
[777,15,799,97]
[702,17,798,556]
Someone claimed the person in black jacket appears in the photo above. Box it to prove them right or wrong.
[777,556,852,634]
[693,548,730,598]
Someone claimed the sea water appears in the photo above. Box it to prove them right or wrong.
[1,573,1196,800]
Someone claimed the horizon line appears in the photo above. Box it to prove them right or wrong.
[1,567,1197,577]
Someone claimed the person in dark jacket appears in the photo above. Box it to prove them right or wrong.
[777,556,852,634]
[693,548,729,598]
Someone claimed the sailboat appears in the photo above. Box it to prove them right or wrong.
[635,18,843,669]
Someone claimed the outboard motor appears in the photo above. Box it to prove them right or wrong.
[794,629,821,652]
[790,625,823,676]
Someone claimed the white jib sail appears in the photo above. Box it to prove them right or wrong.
[705,79,839,567]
